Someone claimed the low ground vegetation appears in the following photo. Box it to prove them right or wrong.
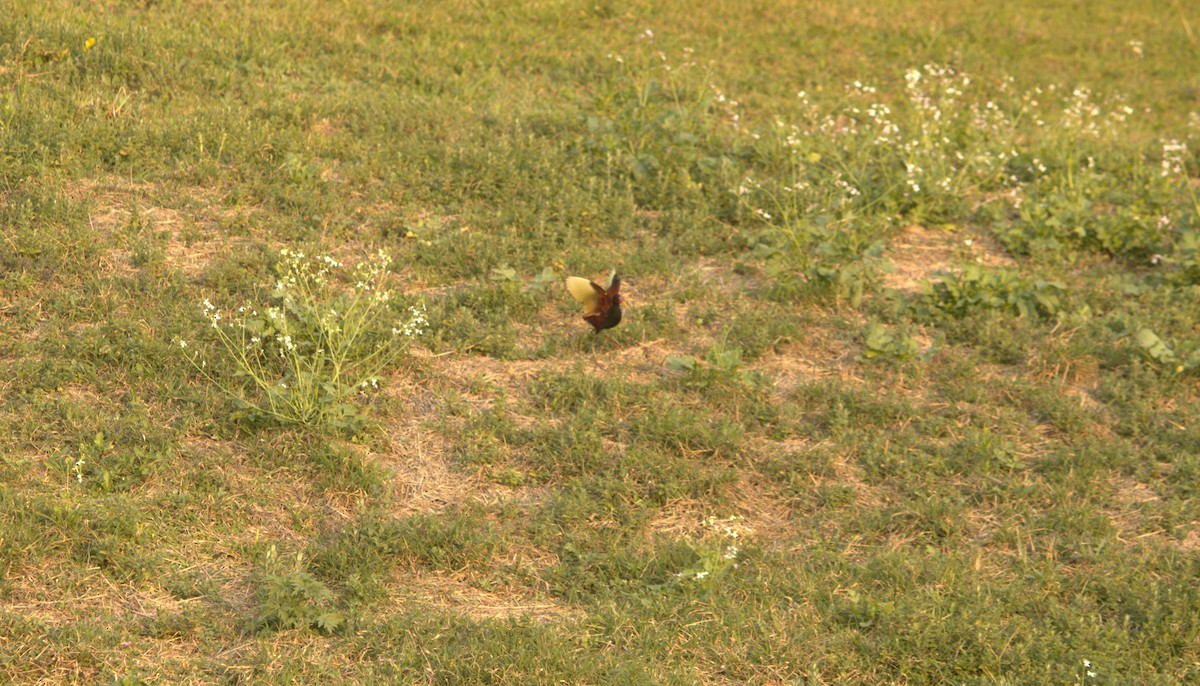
[2,1,1198,683]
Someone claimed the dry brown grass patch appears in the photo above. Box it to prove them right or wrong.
[884,224,1014,293]
[65,174,279,280]
[3,555,209,648]
[755,437,886,516]
[1101,475,1188,548]
[390,569,579,623]
[649,476,796,549]
[750,329,861,396]
[377,360,542,516]
[418,349,571,403]
[163,233,255,279]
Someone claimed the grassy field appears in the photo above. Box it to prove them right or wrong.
[3,1,1200,683]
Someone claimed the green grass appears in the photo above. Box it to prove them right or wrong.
[3,0,1200,683]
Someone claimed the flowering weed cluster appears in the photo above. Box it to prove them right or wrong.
[179,248,427,433]
[675,515,749,593]
[718,63,1198,301]
[576,46,1198,302]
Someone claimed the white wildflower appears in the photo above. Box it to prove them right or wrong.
[1162,139,1188,177]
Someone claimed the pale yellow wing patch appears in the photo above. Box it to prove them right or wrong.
[565,276,601,314]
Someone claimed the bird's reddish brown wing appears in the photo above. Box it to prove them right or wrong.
[584,277,620,329]
[583,282,610,329]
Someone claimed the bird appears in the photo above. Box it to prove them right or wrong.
[565,271,623,332]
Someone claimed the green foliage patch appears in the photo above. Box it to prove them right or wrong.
[2,1,1199,684]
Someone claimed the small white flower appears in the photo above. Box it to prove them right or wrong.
[1161,139,1188,177]
[178,340,187,348]
[694,570,709,580]
[1083,660,1091,669]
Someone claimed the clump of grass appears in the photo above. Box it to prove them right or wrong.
[312,509,501,600]
[179,247,427,433]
